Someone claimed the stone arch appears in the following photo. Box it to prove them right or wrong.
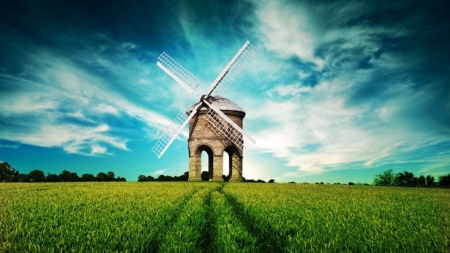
[196,144,213,180]
[224,145,243,182]
[192,142,216,156]
[189,143,224,181]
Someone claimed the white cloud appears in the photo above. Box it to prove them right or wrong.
[255,0,324,68]
[122,42,137,50]
[91,144,107,155]
[268,84,311,98]
[0,42,180,156]
[0,144,20,148]
[152,170,165,175]
[245,62,448,176]
[240,0,449,178]
[96,103,119,115]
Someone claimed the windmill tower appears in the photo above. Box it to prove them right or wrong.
[151,41,258,181]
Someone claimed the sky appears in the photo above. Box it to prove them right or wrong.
[1,0,449,183]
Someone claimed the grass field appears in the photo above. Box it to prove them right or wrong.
[1,182,449,252]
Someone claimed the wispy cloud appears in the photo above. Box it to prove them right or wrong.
[0,143,20,149]
[243,0,450,177]
[152,170,165,175]
[0,34,181,156]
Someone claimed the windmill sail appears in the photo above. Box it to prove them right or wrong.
[157,52,201,96]
[203,100,255,151]
[152,41,257,159]
[151,103,202,158]
[206,41,258,98]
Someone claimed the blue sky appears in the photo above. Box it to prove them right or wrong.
[1,0,449,183]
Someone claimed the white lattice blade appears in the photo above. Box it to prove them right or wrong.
[205,41,249,97]
[204,100,255,151]
[157,52,201,97]
[206,41,258,98]
[151,103,202,158]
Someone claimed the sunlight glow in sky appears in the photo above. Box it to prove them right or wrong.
[1,0,449,182]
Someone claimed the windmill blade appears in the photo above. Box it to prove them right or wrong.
[203,100,255,151]
[205,41,258,98]
[151,103,202,158]
[157,52,201,97]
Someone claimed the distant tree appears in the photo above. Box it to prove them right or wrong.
[0,162,14,182]
[29,170,45,182]
[268,179,275,183]
[373,169,395,186]
[69,172,79,182]
[157,175,173,181]
[107,171,115,181]
[46,173,58,182]
[201,171,210,181]
[81,174,95,181]
[438,174,450,187]
[426,175,435,186]
[96,172,109,181]
[138,175,147,182]
[394,171,415,186]
[58,170,72,182]
[18,173,30,182]
[180,172,189,181]
[289,181,296,184]
[146,175,155,181]
[348,182,355,185]
[257,179,266,183]
[418,175,426,186]
[12,169,19,182]
[115,176,126,182]
[320,182,324,184]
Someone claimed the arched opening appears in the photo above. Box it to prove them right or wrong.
[197,145,213,181]
[201,151,210,181]
[222,151,230,182]
[224,145,242,182]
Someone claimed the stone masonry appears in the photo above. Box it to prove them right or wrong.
[188,96,245,182]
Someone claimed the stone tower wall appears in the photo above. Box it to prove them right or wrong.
[188,108,245,181]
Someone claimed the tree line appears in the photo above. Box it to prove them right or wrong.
[373,169,450,187]
[138,171,275,183]
[0,162,126,182]
[3,160,449,185]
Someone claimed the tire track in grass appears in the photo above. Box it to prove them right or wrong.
[221,188,287,252]
[200,189,216,253]
[157,185,220,252]
[211,186,259,252]
[148,187,202,253]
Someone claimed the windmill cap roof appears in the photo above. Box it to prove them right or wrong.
[190,96,246,114]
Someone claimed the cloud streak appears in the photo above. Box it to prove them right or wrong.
[0,33,181,156]
[245,0,450,177]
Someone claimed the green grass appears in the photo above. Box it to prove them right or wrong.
[1,183,449,252]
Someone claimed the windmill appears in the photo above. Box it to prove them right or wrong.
[151,41,258,181]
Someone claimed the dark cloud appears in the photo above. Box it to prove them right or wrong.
[0,0,175,49]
